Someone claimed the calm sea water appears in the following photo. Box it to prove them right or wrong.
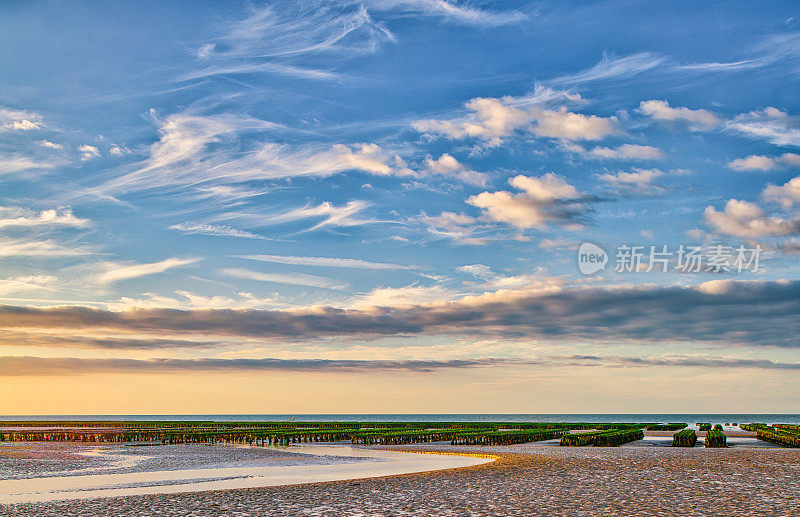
[2,414,799,424]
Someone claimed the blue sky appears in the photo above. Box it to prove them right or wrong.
[1,1,799,413]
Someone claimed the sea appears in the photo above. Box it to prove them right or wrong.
[2,414,799,424]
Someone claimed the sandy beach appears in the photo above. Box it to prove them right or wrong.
[4,440,799,516]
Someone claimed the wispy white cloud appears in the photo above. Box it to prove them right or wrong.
[89,258,200,285]
[218,200,375,232]
[108,290,286,311]
[0,237,94,257]
[169,221,269,240]
[185,2,393,82]
[369,0,526,26]
[597,167,672,194]
[551,52,666,85]
[180,62,340,82]
[192,185,270,201]
[584,144,663,160]
[0,154,57,174]
[414,211,492,245]
[237,254,420,270]
[725,107,800,147]
[678,32,800,73]
[220,267,346,289]
[101,112,417,195]
[0,275,58,296]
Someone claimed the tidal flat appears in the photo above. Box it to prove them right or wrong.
[2,422,799,516]
[3,440,800,516]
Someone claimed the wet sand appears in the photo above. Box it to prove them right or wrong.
[5,442,799,516]
[0,444,491,505]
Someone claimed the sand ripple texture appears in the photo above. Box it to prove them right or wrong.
[6,444,800,516]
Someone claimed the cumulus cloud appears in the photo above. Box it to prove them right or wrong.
[725,107,800,147]
[39,140,63,149]
[456,264,493,278]
[413,89,612,146]
[0,108,42,131]
[422,154,488,186]
[728,153,800,171]
[351,284,458,307]
[508,173,580,201]
[413,97,529,144]
[0,207,89,229]
[776,238,800,255]
[531,107,617,140]
[333,143,414,177]
[7,119,40,130]
[109,145,130,156]
[638,100,720,130]
[467,173,584,230]
[2,279,799,347]
[762,175,800,208]
[79,144,100,161]
[704,199,800,237]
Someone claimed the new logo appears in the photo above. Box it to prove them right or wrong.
[577,242,607,275]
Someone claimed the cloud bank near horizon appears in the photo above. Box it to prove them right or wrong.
[2,279,797,348]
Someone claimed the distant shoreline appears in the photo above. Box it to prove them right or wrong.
[2,413,800,424]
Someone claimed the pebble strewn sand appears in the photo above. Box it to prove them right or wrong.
[5,443,800,516]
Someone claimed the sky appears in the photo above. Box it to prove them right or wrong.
[1,0,799,414]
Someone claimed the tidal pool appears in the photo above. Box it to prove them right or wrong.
[0,443,493,504]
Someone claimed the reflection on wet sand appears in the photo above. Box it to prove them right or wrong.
[0,444,493,504]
